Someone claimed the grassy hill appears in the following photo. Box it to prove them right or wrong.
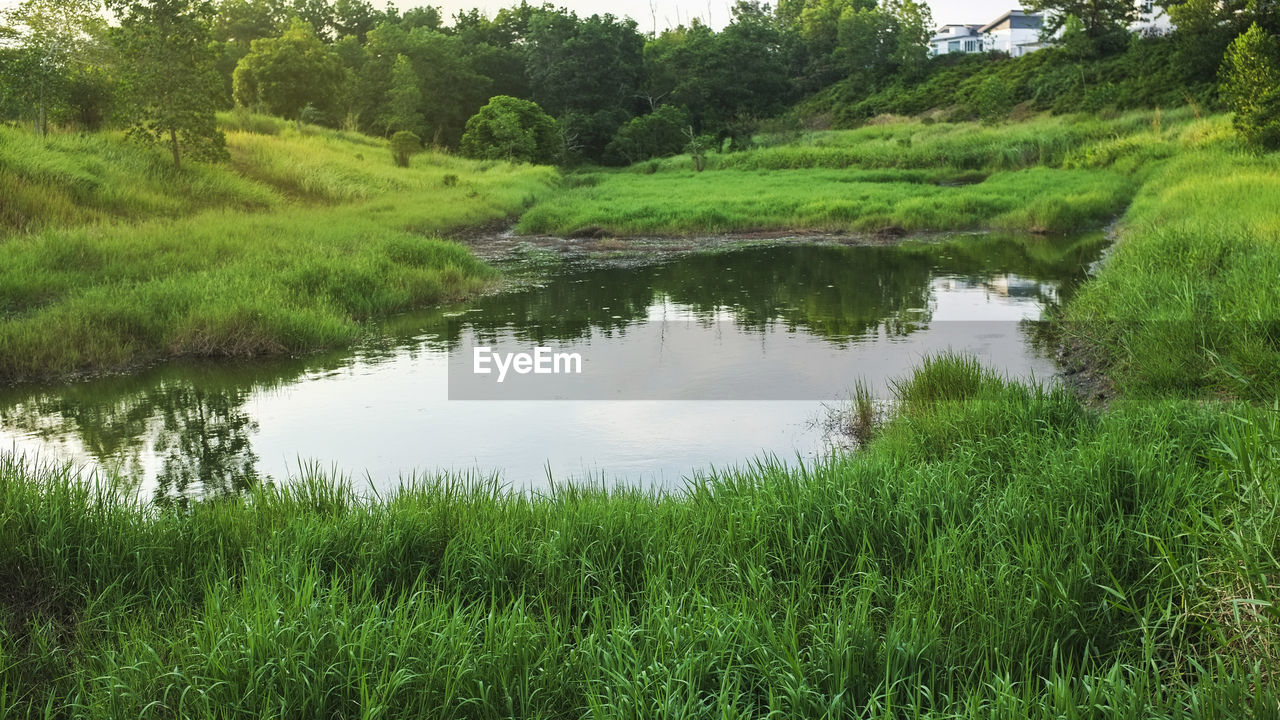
[0,114,556,382]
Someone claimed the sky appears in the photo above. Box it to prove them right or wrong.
[378,1,1019,32]
[0,0,1019,33]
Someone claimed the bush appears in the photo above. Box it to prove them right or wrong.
[971,76,1015,124]
[603,104,690,165]
[459,96,559,165]
[390,131,421,168]
[1221,24,1280,149]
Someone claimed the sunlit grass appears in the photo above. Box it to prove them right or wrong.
[0,115,556,381]
[518,166,1134,236]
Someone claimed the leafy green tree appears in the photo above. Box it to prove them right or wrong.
[1024,0,1137,51]
[347,23,490,144]
[288,0,335,40]
[525,9,645,157]
[211,0,285,44]
[459,95,559,164]
[109,0,228,169]
[0,0,106,136]
[232,19,345,129]
[331,0,379,40]
[644,6,794,139]
[1221,23,1280,149]
[383,53,422,134]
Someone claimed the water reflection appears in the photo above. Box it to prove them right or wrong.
[0,233,1108,501]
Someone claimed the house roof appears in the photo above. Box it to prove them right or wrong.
[979,9,1044,34]
[929,24,982,42]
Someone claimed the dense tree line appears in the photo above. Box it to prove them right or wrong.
[2,0,1279,167]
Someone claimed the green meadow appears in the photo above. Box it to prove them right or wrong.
[517,110,1210,238]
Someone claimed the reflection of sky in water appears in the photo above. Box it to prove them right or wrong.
[0,237,1104,500]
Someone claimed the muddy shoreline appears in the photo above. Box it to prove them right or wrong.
[456,226,978,267]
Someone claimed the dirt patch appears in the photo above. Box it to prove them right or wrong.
[1054,332,1118,407]
[0,559,79,644]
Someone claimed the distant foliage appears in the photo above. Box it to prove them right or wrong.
[390,130,421,167]
[1221,24,1280,149]
[383,53,423,135]
[0,0,109,135]
[459,95,559,164]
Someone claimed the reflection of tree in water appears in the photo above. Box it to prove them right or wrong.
[439,232,1108,346]
[0,374,264,505]
[152,385,259,508]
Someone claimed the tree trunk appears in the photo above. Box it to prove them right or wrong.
[170,127,181,170]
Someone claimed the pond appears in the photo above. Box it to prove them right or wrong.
[0,233,1108,502]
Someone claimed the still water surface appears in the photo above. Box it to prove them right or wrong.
[0,234,1107,502]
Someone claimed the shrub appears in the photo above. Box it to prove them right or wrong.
[390,131,421,168]
[603,105,691,165]
[1221,24,1280,149]
[459,96,559,165]
[971,76,1015,124]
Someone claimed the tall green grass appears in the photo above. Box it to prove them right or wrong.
[2,356,1277,717]
[0,127,279,232]
[1063,145,1280,400]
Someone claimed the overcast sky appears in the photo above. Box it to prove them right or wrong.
[0,0,1020,33]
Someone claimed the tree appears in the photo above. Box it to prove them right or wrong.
[0,0,106,136]
[604,104,691,164]
[1221,23,1280,149]
[109,0,228,169]
[1024,0,1139,50]
[459,95,559,164]
[525,10,646,157]
[232,19,345,129]
[383,53,422,134]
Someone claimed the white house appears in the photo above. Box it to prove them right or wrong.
[928,2,1170,60]
[929,24,985,55]
[980,10,1045,57]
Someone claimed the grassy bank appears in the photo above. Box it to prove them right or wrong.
[2,356,1277,717]
[0,118,556,382]
[517,110,1211,238]
[1063,147,1280,400]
